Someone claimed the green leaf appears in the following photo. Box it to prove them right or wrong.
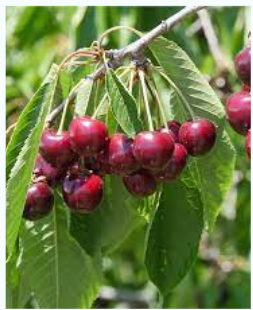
[150,37,236,229]
[19,191,100,309]
[6,65,58,258]
[150,37,225,123]
[106,69,142,138]
[145,180,203,294]
[70,175,143,255]
[75,77,94,116]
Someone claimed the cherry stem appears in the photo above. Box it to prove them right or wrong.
[154,67,195,120]
[128,70,135,94]
[145,74,168,130]
[98,26,142,50]
[92,93,108,119]
[138,69,154,131]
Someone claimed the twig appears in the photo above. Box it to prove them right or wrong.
[46,6,206,125]
[197,9,230,72]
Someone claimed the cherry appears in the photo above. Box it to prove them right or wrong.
[69,116,108,156]
[98,145,113,175]
[225,91,251,136]
[108,133,139,174]
[242,83,251,93]
[246,130,251,159]
[153,143,188,182]
[23,181,54,221]
[123,170,156,198]
[132,131,174,171]
[161,121,181,142]
[235,47,251,85]
[40,129,77,168]
[62,173,103,213]
[34,155,65,186]
[179,119,216,156]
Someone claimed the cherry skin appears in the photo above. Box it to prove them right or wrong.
[108,133,139,174]
[179,119,216,156]
[235,47,251,85]
[62,173,103,213]
[69,116,108,156]
[153,143,188,182]
[225,91,251,136]
[133,131,174,171]
[97,142,114,175]
[161,121,181,142]
[242,83,251,93]
[246,130,251,159]
[23,181,54,221]
[34,154,65,187]
[123,171,156,198]
[40,129,77,168]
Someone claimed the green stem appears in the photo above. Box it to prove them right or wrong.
[57,97,70,134]
[145,75,168,130]
[138,69,154,131]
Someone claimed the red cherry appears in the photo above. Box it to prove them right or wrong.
[153,143,188,182]
[108,133,139,174]
[40,129,77,168]
[62,174,103,213]
[242,84,251,93]
[23,181,54,221]
[225,91,251,136]
[98,145,113,175]
[123,171,156,198]
[161,121,181,142]
[133,131,174,171]
[34,155,65,186]
[246,130,251,159]
[235,47,251,85]
[69,116,108,156]
[179,119,216,156]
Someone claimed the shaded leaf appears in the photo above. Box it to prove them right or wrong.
[145,180,203,294]
[75,77,94,116]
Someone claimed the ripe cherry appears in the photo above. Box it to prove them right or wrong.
[133,131,174,171]
[108,133,139,174]
[154,143,188,182]
[69,116,108,156]
[123,171,156,198]
[161,121,181,142]
[235,47,251,85]
[225,91,251,136]
[40,129,77,168]
[242,84,251,93]
[98,143,113,175]
[179,119,216,156]
[246,130,251,159]
[34,154,65,186]
[23,181,54,221]
[62,173,103,213]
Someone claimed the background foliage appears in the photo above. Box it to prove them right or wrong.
[6,6,250,308]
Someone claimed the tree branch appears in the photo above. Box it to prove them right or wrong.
[46,6,206,124]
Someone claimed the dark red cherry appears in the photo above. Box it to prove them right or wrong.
[108,133,139,174]
[123,171,156,198]
[62,174,103,213]
[98,145,113,175]
[23,181,54,221]
[154,143,188,182]
[34,155,65,186]
[246,130,251,159]
[69,116,108,156]
[133,131,174,171]
[179,119,216,156]
[40,129,77,168]
[161,121,181,142]
[225,91,251,136]
[235,47,251,85]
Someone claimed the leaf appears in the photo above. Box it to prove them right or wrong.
[150,37,235,229]
[19,191,100,309]
[70,175,143,255]
[6,65,58,258]
[145,180,203,295]
[150,37,225,124]
[75,77,94,116]
[106,69,142,138]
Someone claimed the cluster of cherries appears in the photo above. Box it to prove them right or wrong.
[225,45,251,158]
[23,116,217,221]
